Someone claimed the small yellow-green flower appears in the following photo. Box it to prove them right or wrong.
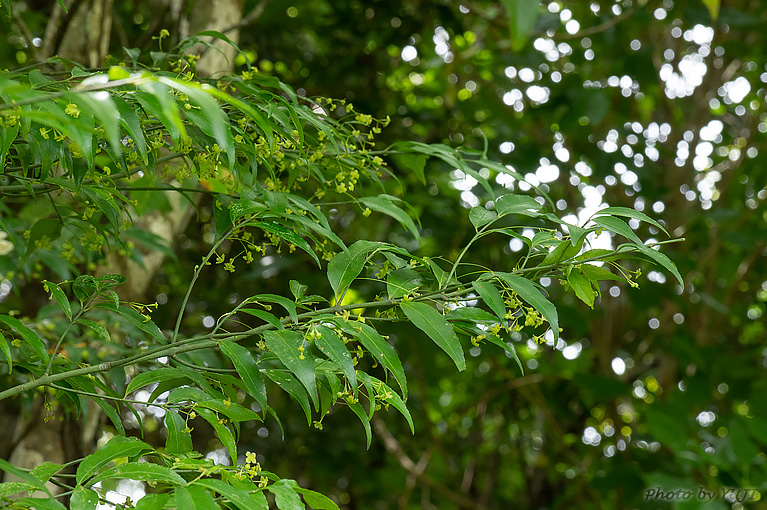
[64,103,80,118]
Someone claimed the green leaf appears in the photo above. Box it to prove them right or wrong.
[219,340,268,412]
[469,207,498,228]
[164,409,193,455]
[267,480,304,510]
[169,387,260,422]
[195,407,238,465]
[426,257,454,289]
[76,436,154,484]
[327,240,380,298]
[194,479,259,510]
[348,401,372,448]
[386,268,422,299]
[67,376,125,434]
[284,210,348,252]
[335,321,407,399]
[70,486,99,510]
[0,332,13,374]
[108,65,130,80]
[581,264,627,284]
[591,216,643,245]
[296,488,341,510]
[495,193,543,216]
[264,369,312,424]
[25,218,62,260]
[574,248,615,262]
[358,373,414,434]
[315,326,357,395]
[124,227,178,261]
[79,318,110,342]
[702,0,720,20]
[0,122,19,169]
[502,0,540,50]
[0,314,49,365]
[136,80,187,147]
[289,280,308,300]
[484,335,525,375]
[253,220,320,267]
[30,462,63,483]
[637,245,684,287]
[391,151,428,185]
[197,29,252,68]
[213,197,233,240]
[565,223,589,247]
[72,275,98,303]
[359,195,421,242]
[264,330,318,410]
[159,77,235,167]
[205,81,275,151]
[644,407,687,451]
[495,272,559,341]
[250,294,298,324]
[447,307,500,325]
[27,126,58,180]
[0,482,34,498]
[174,485,220,510]
[113,96,148,164]
[230,199,267,222]
[13,498,66,510]
[125,367,200,396]
[567,266,597,308]
[70,90,121,157]
[400,302,466,371]
[135,494,169,510]
[472,281,507,321]
[0,458,48,493]
[116,305,167,344]
[592,206,669,236]
[237,308,284,330]
[250,490,269,510]
[542,238,584,266]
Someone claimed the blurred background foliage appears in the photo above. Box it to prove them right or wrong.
[2,0,766,508]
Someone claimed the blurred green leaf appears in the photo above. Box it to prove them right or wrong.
[502,0,540,50]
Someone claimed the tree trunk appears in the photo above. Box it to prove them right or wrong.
[46,0,114,67]
[2,0,246,496]
[188,0,246,77]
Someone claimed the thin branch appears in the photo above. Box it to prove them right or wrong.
[0,152,188,195]
[0,248,640,401]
